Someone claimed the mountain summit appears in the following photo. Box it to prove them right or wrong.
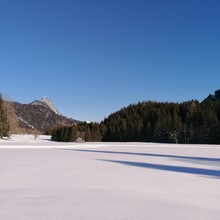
[41,96,61,115]
[10,97,80,133]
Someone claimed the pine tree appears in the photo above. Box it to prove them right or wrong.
[85,127,91,142]
[0,96,10,138]
[67,125,77,142]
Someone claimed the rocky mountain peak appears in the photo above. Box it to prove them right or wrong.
[41,97,61,116]
[10,97,80,133]
[204,89,220,102]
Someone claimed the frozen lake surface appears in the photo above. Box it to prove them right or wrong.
[0,135,220,219]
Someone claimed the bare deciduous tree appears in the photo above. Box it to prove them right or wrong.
[4,101,20,134]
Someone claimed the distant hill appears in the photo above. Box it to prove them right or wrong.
[204,89,220,102]
[8,97,81,133]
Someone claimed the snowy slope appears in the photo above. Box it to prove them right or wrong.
[0,137,220,219]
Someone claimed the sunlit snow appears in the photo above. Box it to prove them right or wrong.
[0,135,220,219]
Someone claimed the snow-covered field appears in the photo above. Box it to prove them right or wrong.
[0,135,220,219]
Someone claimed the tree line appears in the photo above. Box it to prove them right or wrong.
[51,99,220,144]
[51,122,105,142]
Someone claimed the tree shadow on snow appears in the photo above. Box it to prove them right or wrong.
[99,159,220,179]
[59,148,220,178]
[71,149,220,167]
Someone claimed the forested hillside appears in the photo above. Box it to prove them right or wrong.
[103,100,220,143]
[51,99,220,144]
[11,98,80,133]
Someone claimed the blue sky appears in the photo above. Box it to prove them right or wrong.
[0,0,220,122]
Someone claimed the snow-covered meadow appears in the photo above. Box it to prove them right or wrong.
[0,135,220,219]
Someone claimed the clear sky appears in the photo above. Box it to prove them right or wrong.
[0,0,220,122]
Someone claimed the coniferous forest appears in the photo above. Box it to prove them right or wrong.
[1,90,219,144]
[51,98,220,144]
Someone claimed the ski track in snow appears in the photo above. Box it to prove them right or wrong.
[0,135,220,219]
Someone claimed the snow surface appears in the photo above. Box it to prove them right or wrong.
[0,135,220,219]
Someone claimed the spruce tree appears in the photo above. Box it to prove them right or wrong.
[0,96,10,138]
[67,125,77,142]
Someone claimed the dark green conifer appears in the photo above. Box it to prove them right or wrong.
[0,96,10,138]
